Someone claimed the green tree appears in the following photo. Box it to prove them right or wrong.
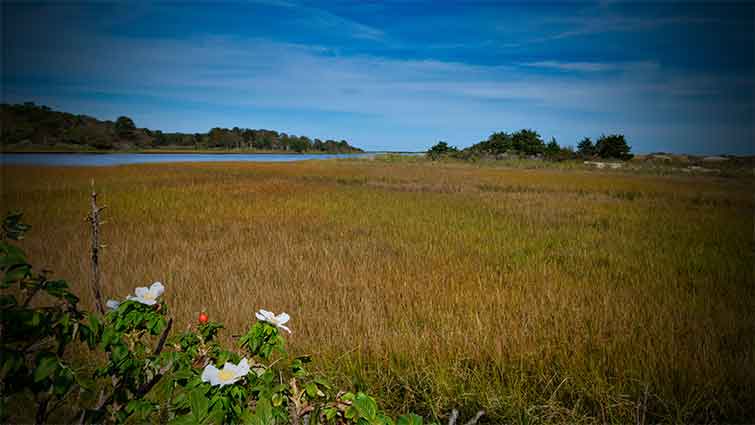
[152,130,166,146]
[595,134,632,160]
[544,137,560,157]
[512,129,545,155]
[577,137,595,158]
[114,116,136,139]
[427,141,457,159]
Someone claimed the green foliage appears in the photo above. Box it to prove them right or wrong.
[426,141,457,159]
[511,129,545,155]
[114,116,137,139]
[463,129,546,157]
[458,131,632,162]
[577,137,595,158]
[544,137,560,157]
[0,103,363,153]
[0,213,95,424]
[595,134,632,160]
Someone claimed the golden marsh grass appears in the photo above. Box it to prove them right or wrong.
[2,159,753,423]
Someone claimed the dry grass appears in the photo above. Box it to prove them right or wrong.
[2,159,753,423]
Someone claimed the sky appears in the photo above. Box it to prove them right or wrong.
[2,1,753,154]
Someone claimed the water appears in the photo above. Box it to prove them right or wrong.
[0,152,395,167]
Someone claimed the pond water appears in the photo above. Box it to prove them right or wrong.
[0,152,399,167]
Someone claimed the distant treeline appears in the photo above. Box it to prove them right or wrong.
[0,102,363,153]
[429,129,632,161]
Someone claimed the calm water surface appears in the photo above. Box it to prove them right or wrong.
[0,152,393,167]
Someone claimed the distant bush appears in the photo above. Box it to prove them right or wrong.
[434,131,632,162]
[114,116,137,139]
[577,137,596,158]
[427,141,458,159]
[595,134,633,160]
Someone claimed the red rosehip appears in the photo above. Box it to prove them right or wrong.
[198,312,209,324]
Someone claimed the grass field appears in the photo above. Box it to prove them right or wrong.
[2,158,753,423]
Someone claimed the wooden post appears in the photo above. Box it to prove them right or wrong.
[88,180,106,315]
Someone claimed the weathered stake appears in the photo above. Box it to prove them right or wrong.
[88,180,106,315]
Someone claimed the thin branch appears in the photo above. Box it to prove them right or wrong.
[462,411,485,425]
[22,287,41,308]
[35,393,50,425]
[153,318,173,356]
[88,180,106,316]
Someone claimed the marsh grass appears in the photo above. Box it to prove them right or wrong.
[2,160,753,423]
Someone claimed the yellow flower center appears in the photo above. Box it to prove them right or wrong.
[217,369,235,382]
[143,292,156,300]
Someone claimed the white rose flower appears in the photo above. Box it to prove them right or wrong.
[127,281,165,306]
[201,358,251,387]
[106,299,121,311]
[255,309,291,333]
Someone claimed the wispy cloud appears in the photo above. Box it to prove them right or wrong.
[522,61,617,72]
[260,0,385,41]
[549,15,717,40]
[521,60,659,73]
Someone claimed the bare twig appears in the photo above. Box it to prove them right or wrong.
[87,180,106,315]
[153,318,173,356]
[448,409,485,425]
[448,409,459,425]
[463,411,485,425]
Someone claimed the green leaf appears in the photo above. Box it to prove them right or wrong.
[247,398,273,425]
[1,349,23,378]
[352,393,378,421]
[397,414,423,425]
[305,382,318,398]
[189,388,209,420]
[323,407,337,421]
[126,399,156,420]
[52,365,75,396]
[205,406,226,424]
[33,353,59,383]
[271,392,284,407]
[169,413,199,425]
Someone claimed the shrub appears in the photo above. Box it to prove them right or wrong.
[427,141,458,160]
[595,134,632,160]
[576,137,595,158]
[114,116,137,140]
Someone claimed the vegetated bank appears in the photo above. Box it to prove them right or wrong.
[426,129,754,176]
[428,129,632,162]
[3,159,753,423]
[0,102,363,153]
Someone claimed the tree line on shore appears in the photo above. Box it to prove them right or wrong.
[428,129,632,161]
[0,102,363,153]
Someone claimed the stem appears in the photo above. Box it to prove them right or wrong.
[88,180,105,316]
[35,396,49,425]
[22,287,41,308]
[152,318,173,356]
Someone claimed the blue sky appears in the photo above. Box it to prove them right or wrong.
[2,1,753,154]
